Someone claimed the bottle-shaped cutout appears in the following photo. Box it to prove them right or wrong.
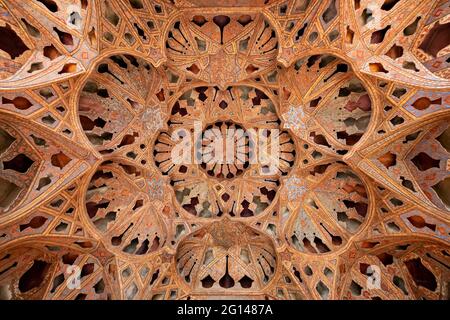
[219,255,235,288]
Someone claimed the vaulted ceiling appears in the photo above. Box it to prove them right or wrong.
[0,0,449,300]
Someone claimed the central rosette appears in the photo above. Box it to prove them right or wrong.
[154,86,296,218]
[198,121,251,180]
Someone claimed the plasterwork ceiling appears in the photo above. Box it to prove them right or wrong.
[0,0,449,300]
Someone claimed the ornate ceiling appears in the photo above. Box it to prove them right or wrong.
[0,0,449,300]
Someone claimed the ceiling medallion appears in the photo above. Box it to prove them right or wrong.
[0,0,449,301]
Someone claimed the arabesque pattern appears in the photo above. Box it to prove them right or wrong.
[0,0,449,300]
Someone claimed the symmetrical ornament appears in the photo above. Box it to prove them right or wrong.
[0,0,449,300]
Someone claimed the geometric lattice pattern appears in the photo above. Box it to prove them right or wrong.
[0,0,449,300]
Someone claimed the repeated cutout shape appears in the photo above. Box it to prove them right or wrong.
[84,159,167,258]
[165,11,279,87]
[176,220,277,295]
[0,0,99,89]
[154,85,295,219]
[0,0,449,300]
